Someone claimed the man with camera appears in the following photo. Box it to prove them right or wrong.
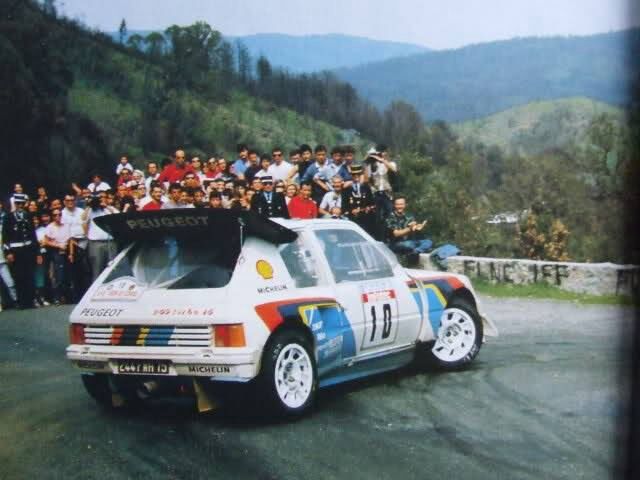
[364,145,398,240]
[385,196,432,256]
[83,193,119,282]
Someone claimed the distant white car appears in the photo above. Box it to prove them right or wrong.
[67,210,497,416]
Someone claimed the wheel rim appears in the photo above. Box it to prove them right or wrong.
[274,343,313,409]
[432,308,477,362]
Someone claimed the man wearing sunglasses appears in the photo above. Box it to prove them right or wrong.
[267,146,292,182]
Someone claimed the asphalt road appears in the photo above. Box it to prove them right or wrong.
[0,297,635,480]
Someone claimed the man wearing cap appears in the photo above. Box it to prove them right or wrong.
[251,176,289,218]
[0,200,18,309]
[2,193,41,308]
[342,165,375,235]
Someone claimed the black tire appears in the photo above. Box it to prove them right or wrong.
[418,298,483,370]
[81,373,116,408]
[81,373,142,409]
[256,329,317,417]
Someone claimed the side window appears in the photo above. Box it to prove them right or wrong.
[278,235,320,288]
[314,229,394,283]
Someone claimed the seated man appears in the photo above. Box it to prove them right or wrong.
[385,195,432,255]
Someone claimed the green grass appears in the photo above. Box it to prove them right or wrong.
[473,279,634,305]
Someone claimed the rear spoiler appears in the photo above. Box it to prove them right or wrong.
[94,209,298,245]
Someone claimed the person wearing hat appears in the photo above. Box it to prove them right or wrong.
[251,176,290,219]
[342,165,375,235]
[2,193,42,308]
[0,199,18,310]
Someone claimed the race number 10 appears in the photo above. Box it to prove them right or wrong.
[369,303,392,342]
[362,289,398,349]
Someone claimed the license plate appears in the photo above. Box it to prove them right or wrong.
[117,360,171,375]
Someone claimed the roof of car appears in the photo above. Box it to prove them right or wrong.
[271,218,356,230]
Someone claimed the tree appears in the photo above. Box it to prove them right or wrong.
[126,33,144,51]
[382,101,423,150]
[144,31,166,59]
[42,0,56,16]
[236,41,252,85]
[118,18,127,44]
[218,40,235,87]
[256,55,272,94]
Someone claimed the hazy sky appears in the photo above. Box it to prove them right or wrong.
[58,0,639,50]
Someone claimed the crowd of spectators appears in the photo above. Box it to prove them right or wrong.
[0,143,433,311]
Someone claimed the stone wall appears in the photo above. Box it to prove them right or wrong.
[418,254,640,297]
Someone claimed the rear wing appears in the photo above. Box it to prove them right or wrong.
[95,209,298,245]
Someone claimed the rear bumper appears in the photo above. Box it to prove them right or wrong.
[66,344,262,382]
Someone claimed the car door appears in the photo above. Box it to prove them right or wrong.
[311,227,421,360]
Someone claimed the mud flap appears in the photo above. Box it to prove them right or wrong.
[111,393,126,408]
[193,379,218,413]
[481,315,499,339]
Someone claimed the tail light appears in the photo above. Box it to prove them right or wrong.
[213,324,246,347]
[69,323,86,344]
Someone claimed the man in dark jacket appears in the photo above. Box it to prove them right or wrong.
[251,176,290,219]
[2,194,42,308]
[342,165,375,236]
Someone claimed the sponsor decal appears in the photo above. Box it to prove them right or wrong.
[152,307,215,317]
[79,307,124,317]
[256,259,274,279]
[93,277,144,301]
[257,285,288,294]
[186,365,231,374]
[125,215,209,230]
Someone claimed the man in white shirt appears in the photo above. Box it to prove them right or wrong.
[44,209,71,304]
[266,146,292,182]
[144,161,160,191]
[87,174,111,193]
[61,193,90,301]
[319,176,345,217]
[83,193,118,281]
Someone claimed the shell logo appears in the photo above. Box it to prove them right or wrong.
[256,260,274,279]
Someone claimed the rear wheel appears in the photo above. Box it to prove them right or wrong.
[257,329,317,417]
[81,373,142,409]
[81,374,115,408]
[420,299,483,370]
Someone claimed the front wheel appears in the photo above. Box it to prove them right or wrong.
[420,299,483,370]
[257,329,317,417]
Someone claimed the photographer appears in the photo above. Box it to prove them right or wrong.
[83,193,118,281]
[385,196,432,256]
[364,145,398,240]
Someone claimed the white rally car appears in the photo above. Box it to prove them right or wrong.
[67,210,497,416]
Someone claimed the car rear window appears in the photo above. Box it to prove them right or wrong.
[104,236,238,289]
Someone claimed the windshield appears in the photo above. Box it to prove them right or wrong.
[104,236,238,289]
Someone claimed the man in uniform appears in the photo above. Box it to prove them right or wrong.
[251,176,289,218]
[342,165,375,236]
[0,200,18,310]
[2,194,41,308]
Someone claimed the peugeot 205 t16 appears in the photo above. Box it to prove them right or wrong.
[67,210,497,416]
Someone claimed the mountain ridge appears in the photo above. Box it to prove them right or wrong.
[335,28,639,122]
